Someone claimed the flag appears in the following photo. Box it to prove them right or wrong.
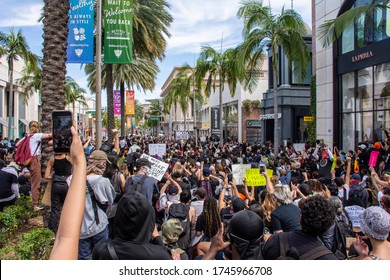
[113,90,121,115]
[126,90,135,114]
[67,0,94,63]
[104,0,133,64]
[354,159,359,174]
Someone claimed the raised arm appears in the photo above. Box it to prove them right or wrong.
[345,157,352,186]
[263,171,274,194]
[44,157,55,180]
[50,126,86,260]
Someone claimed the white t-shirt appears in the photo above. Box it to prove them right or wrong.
[338,184,350,201]
[29,133,43,156]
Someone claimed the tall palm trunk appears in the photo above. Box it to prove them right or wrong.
[175,104,178,135]
[120,82,125,137]
[219,84,223,148]
[106,64,114,144]
[41,0,69,168]
[273,53,279,155]
[7,61,14,139]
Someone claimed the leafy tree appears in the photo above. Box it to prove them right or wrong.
[0,27,39,138]
[237,0,310,153]
[195,46,239,148]
[65,76,87,122]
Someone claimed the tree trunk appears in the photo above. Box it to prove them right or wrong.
[120,82,126,137]
[7,61,14,139]
[106,64,114,144]
[219,84,223,148]
[41,0,69,169]
[273,58,279,155]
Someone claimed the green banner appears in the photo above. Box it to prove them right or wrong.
[104,0,133,64]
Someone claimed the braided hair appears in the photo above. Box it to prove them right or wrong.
[203,196,221,238]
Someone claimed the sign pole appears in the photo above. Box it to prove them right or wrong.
[95,0,102,149]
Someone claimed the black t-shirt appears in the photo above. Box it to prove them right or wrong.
[0,149,6,161]
[177,180,191,192]
[270,204,301,233]
[0,169,17,199]
[263,231,338,260]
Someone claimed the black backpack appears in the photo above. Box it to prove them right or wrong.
[331,214,354,259]
[111,172,123,203]
[124,175,148,194]
[168,203,191,251]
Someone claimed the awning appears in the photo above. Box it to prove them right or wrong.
[19,119,30,127]
[0,117,8,127]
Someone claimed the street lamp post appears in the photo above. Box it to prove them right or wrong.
[95,0,102,149]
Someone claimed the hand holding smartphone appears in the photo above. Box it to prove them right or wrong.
[52,110,73,153]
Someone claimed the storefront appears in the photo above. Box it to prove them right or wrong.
[334,0,390,151]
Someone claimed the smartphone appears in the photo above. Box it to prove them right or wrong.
[260,165,266,173]
[52,110,73,153]
[227,173,233,182]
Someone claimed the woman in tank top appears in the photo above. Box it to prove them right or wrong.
[44,153,73,233]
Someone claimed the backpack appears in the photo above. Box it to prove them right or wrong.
[278,233,333,260]
[14,136,40,167]
[168,203,191,251]
[200,180,213,197]
[111,172,123,203]
[332,214,354,259]
[124,175,147,194]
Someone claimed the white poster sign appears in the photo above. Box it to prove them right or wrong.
[148,144,166,157]
[141,154,169,181]
[344,205,365,228]
[231,164,252,185]
[200,137,206,142]
[176,131,189,140]
[293,143,305,152]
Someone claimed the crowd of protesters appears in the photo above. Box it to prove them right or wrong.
[0,121,390,260]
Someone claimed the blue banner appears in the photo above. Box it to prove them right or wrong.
[67,0,94,63]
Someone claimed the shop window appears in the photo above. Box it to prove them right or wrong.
[374,110,390,142]
[342,113,355,151]
[356,111,373,143]
[356,67,373,111]
[342,72,355,113]
[374,62,390,110]
[341,23,355,54]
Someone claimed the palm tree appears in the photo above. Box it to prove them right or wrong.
[0,28,39,139]
[162,84,180,136]
[65,76,87,122]
[195,46,239,148]
[146,100,162,135]
[237,0,310,154]
[17,62,42,103]
[317,0,387,47]
[113,58,159,136]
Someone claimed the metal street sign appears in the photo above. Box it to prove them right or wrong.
[304,116,315,122]
[246,120,262,128]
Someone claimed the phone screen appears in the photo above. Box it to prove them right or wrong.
[52,111,72,153]
[260,165,266,173]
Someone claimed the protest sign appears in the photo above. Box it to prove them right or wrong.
[368,150,379,167]
[140,154,169,181]
[345,205,365,227]
[176,131,189,140]
[231,164,251,185]
[200,137,206,142]
[149,144,166,157]
[245,168,273,187]
[293,143,305,152]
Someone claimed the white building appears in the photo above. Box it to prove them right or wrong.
[0,56,40,139]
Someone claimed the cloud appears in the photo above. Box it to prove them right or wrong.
[0,1,42,27]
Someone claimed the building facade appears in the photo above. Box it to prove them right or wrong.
[315,0,390,151]
[0,56,40,139]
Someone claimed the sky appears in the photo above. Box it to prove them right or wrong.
[0,0,312,106]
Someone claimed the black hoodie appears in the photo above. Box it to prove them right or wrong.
[93,191,170,260]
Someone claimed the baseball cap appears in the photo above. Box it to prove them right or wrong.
[359,206,390,241]
[89,150,111,164]
[203,168,211,177]
[358,144,367,150]
[350,173,361,181]
[135,158,153,169]
[231,196,246,213]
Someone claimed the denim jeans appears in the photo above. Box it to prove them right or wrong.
[78,226,109,260]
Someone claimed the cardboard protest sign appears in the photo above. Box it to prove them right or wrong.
[344,205,365,227]
[245,168,273,187]
[140,154,169,181]
[231,164,251,185]
[149,144,166,157]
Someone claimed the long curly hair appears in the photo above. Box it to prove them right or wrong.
[262,192,276,222]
